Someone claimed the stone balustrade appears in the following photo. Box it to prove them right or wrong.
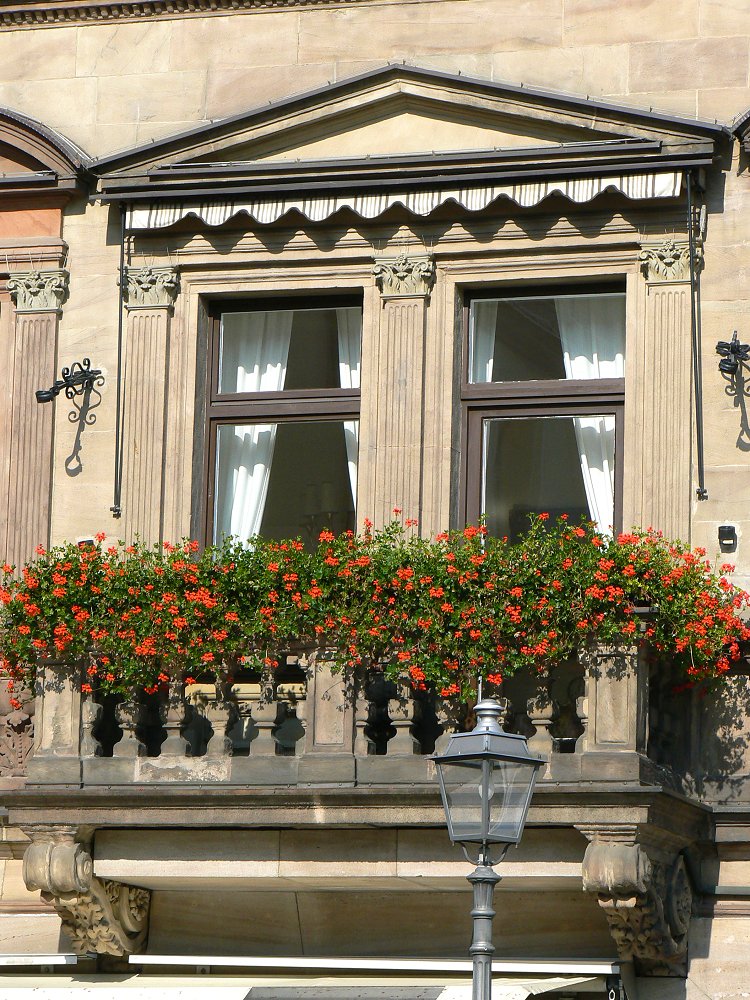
[0,642,671,788]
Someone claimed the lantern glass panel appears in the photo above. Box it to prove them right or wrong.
[439,756,540,845]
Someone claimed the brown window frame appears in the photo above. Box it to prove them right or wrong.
[203,295,362,546]
[459,284,626,532]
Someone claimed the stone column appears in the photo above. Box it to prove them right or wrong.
[5,269,68,568]
[625,240,695,540]
[122,265,179,545]
[364,253,434,527]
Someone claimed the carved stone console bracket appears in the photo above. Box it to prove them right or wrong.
[124,265,180,310]
[22,827,150,955]
[638,239,702,282]
[579,826,692,976]
[7,268,69,313]
[373,253,434,298]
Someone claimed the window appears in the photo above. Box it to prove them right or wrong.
[461,287,626,540]
[205,298,361,547]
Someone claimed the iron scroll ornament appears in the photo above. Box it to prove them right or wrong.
[36,358,104,404]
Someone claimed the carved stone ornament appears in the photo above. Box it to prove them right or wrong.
[638,239,701,282]
[7,269,69,312]
[0,705,34,777]
[23,830,150,955]
[582,839,692,976]
[373,253,434,298]
[124,265,180,309]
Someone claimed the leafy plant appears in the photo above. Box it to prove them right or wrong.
[1,516,747,702]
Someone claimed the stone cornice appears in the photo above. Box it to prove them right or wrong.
[0,0,374,29]
[7,783,711,837]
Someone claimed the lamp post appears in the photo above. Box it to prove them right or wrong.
[431,699,544,1000]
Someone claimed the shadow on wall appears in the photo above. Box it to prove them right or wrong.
[647,656,750,802]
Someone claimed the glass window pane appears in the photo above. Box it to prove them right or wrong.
[469,292,625,383]
[482,415,615,539]
[219,307,361,393]
[215,419,357,546]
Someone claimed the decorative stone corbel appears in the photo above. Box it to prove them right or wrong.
[579,829,692,976]
[124,264,179,309]
[638,238,702,282]
[22,827,150,956]
[372,252,434,298]
[7,268,69,312]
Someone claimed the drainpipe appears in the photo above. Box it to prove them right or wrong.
[687,170,708,501]
[110,203,126,518]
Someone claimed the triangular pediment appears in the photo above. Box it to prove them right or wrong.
[95,65,725,184]
[197,91,613,164]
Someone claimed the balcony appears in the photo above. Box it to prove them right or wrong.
[0,642,687,790]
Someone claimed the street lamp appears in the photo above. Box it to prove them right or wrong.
[431,698,544,1000]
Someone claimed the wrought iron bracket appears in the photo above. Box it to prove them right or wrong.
[716,331,750,378]
[36,358,103,404]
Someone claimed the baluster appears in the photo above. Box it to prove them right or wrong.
[574,678,589,754]
[354,675,373,756]
[526,686,555,769]
[387,682,421,755]
[274,679,306,755]
[204,684,236,759]
[159,678,188,756]
[112,700,146,758]
[80,694,102,758]
[433,698,453,754]
[248,683,279,755]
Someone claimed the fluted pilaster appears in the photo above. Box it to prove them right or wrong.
[121,266,179,545]
[365,253,433,527]
[4,270,68,567]
[624,242,694,541]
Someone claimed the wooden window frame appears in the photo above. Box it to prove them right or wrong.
[459,285,626,532]
[203,296,362,546]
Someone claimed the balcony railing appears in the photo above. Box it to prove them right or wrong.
[0,642,675,790]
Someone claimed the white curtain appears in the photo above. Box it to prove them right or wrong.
[215,311,293,541]
[336,307,361,510]
[470,300,499,382]
[554,295,625,535]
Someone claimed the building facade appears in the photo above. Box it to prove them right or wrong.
[1,2,750,998]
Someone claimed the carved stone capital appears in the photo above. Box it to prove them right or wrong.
[7,268,69,312]
[22,831,150,955]
[124,265,179,309]
[373,253,434,298]
[638,239,701,282]
[582,838,692,976]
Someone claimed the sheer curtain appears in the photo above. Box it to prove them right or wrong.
[470,300,499,382]
[554,295,625,534]
[336,307,361,510]
[215,311,293,541]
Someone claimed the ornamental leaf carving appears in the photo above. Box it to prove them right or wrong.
[638,239,700,281]
[124,265,180,309]
[582,840,692,976]
[7,269,69,312]
[0,707,34,776]
[46,879,150,956]
[373,253,434,297]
